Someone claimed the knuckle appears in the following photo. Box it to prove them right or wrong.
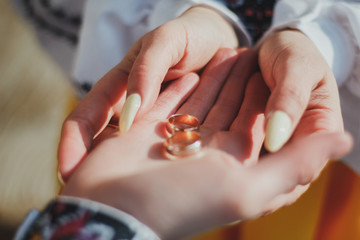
[295,157,316,185]
[278,86,308,112]
[214,98,240,114]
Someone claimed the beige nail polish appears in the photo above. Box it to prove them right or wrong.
[264,111,292,152]
[119,93,141,133]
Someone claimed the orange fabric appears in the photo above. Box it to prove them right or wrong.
[192,162,360,240]
[314,162,360,240]
[191,224,242,239]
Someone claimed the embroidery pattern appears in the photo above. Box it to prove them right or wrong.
[24,200,135,240]
[23,0,81,44]
[226,0,276,42]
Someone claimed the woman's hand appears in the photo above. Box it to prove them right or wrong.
[58,6,239,180]
[259,30,344,152]
[61,49,352,240]
[116,5,239,133]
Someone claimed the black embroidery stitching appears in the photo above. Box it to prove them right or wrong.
[226,0,276,42]
[23,0,82,44]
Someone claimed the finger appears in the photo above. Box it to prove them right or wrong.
[262,184,309,216]
[146,73,200,120]
[229,73,269,164]
[202,49,257,131]
[119,24,188,133]
[262,71,313,152]
[293,74,343,138]
[238,132,353,219]
[260,37,326,152]
[89,74,200,161]
[58,66,128,181]
[177,48,238,122]
[92,124,120,149]
[230,73,269,132]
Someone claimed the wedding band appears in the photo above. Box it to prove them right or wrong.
[164,131,202,157]
[166,114,200,135]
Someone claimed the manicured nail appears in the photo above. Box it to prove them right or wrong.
[119,93,141,133]
[264,111,292,152]
[57,169,65,186]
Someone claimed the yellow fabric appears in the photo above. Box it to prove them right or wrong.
[0,0,76,226]
[314,162,360,240]
[192,161,360,240]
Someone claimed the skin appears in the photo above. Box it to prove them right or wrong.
[56,8,349,237]
[61,49,352,240]
[123,5,239,114]
[58,10,344,180]
[259,29,344,138]
[58,6,239,179]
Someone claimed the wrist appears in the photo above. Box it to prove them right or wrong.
[62,175,167,238]
[15,196,160,240]
[181,6,238,48]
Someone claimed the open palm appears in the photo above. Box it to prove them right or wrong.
[62,49,351,240]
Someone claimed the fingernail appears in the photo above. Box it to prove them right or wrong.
[119,93,141,133]
[264,111,292,152]
[57,169,65,186]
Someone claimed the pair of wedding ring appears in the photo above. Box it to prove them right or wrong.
[164,114,202,158]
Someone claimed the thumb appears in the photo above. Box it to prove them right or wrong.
[118,4,239,133]
[261,46,324,152]
[259,30,326,152]
[118,23,188,134]
[247,131,353,218]
[263,77,313,152]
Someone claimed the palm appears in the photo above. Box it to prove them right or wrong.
[83,48,264,175]
[62,48,351,240]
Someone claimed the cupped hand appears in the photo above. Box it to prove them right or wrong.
[58,6,238,180]
[259,30,344,152]
[61,49,352,240]
[118,5,238,132]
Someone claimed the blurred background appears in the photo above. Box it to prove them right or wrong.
[0,0,76,238]
[0,0,359,239]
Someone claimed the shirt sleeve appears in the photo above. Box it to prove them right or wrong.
[14,196,160,240]
[258,0,360,98]
[148,0,251,46]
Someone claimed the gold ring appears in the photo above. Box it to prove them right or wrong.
[164,131,202,157]
[166,114,199,135]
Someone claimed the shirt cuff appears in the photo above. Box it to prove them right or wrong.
[15,196,160,240]
[149,0,251,46]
